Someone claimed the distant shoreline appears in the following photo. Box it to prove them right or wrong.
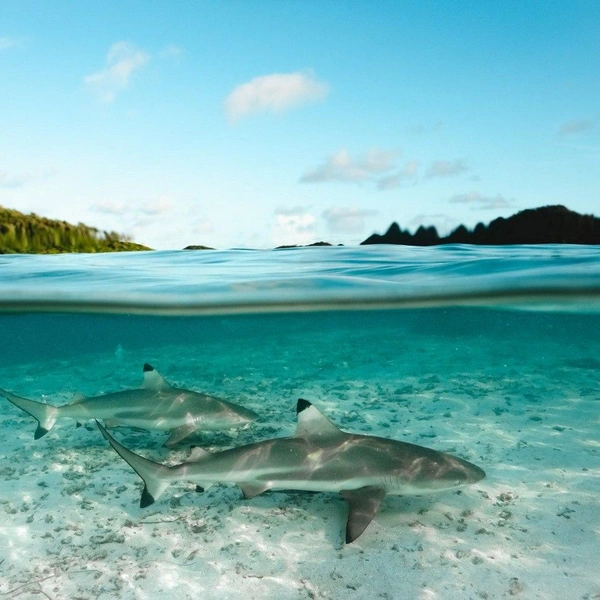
[2,204,599,254]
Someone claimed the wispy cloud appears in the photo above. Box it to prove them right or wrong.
[91,195,173,218]
[558,119,596,137]
[159,45,183,60]
[405,121,443,135]
[376,160,419,190]
[449,191,513,210]
[138,195,172,216]
[225,70,329,123]
[0,171,30,189]
[272,206,317,246]
[0,168,54,189]
[426,159,468,178]
[322,207,378,234]
[0,36,19,51]
[84,42,149,103]
[300,148,401,186]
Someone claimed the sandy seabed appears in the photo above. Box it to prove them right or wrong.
[0,310,599,599]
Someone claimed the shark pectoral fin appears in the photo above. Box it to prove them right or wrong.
[164,425,196,447]
[341,486,387,544]
[239,483,270,499]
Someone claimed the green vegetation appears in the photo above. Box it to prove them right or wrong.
[0,206,152,254]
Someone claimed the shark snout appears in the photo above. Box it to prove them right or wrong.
[466,463,486,484]
[446,458,486,487]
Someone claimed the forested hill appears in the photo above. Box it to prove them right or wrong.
[0,206,152,253]
[361,205,600,246]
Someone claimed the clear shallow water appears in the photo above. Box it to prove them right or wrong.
[0,245,599,599]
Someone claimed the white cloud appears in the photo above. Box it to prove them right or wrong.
[225,70,329,123]
[376,160,419,190]
[558,119,595,136]
[90,196,214,249]
[0,37,19,50]
[272,206,317,246]
[84,42,149,103]
[300,148,400,185]
[92,195,172,218]
[159,45,183,60]
[426,159,468,178]
[90,200,128,216]
[405,121,443,135]
[322,207,378,234]
[139,195,172,216]
[0,171,31,189]
[449,191,513,210]
[0,168,54,189]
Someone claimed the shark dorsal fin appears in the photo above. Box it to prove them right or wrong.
[295,399,345,439]
[69,393,87,405]
[141,363,171,391]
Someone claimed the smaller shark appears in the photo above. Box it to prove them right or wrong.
[97,399,485,542]
[0,363,258,446]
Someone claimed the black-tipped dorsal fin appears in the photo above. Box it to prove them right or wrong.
[295,399,345,439]
[141,364,171,391]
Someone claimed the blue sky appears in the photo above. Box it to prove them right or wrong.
[1,1,599,249]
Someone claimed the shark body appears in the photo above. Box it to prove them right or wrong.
[0,363,258,446]
[98,398,485,542]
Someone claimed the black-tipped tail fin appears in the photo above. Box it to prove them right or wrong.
[0,387,59,439]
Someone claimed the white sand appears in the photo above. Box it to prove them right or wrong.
[0,310,599,599]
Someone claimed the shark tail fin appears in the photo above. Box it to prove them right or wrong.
[0,388,59,439]
[96,421,172,507]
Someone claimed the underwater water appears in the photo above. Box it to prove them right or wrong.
[0,245,599,599]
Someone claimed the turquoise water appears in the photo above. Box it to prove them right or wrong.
[0,245,599,599]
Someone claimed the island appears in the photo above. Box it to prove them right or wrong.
[0,206,152,254]
[361,205,600,246]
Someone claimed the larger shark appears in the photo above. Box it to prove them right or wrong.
[97,398,485,542]
[0,363,258,446]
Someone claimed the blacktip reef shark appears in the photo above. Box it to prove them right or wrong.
[0,363,258,446]
[97,399,485,543]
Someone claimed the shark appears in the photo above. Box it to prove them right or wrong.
[0,363,258,446]
[97,398,485,543]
